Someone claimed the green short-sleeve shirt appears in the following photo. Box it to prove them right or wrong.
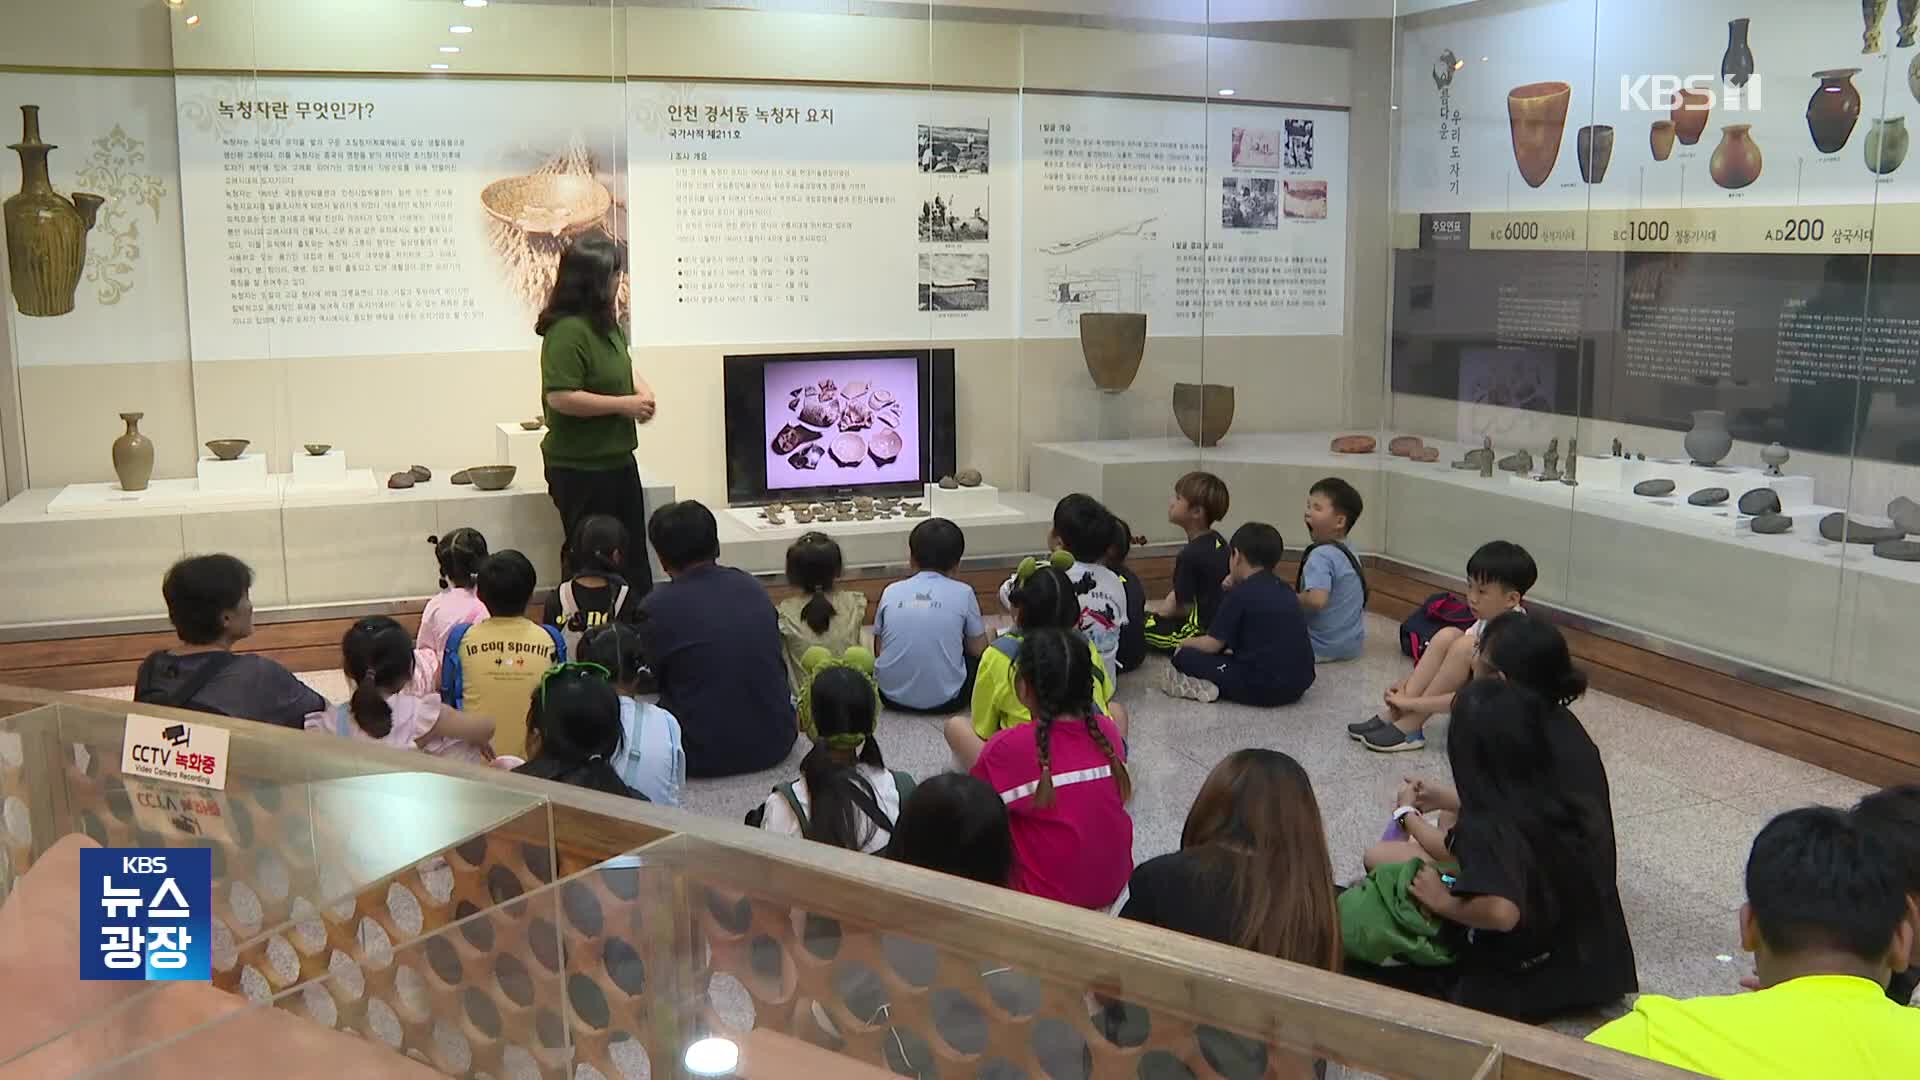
[540,315,638,470]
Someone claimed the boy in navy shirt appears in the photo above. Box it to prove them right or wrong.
[1143,471,1231,651]
[1162,522,1315,707]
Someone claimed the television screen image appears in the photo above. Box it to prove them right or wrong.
[764,356,923,491]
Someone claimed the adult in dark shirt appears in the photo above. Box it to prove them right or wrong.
[1103,517,1148,673]
[638,500,795,777]
[134,554,326,728]
[1165,523,1315,706]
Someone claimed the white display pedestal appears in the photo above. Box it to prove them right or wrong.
[44,477,283,514]
[929,481,1002,518]
[196,453,271,492]
[284,469,378,500]
[496,423,545,475]
[291,449,349,486]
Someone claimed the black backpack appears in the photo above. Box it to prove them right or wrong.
[1398,592,1475,661]
[133,651,238,715]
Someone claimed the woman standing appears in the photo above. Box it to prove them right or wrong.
[538,232,656,592]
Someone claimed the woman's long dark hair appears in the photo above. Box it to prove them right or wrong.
[428,527,489,590]
[535,231,622,336]
[517,666,639,798]
[785,532,844,635]
[885,773,1012,885]
[1015,627,1129,808]
[799,666,885,851]
[1010,565,1083,632]
[1479,612,1587,707]
[341,616,416,739]
[1180,749,1340,970]
[569,515,629,580]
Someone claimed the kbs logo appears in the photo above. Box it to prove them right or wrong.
[1620,75,1763,113]
[79,847,212,981]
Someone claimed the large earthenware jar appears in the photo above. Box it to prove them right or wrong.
[1710,124,1763,189]
[1506,82,1571,188]
[1684,409,1733,466]
[1721,18,1756,88]
[1650,120,1677,161]
[1673,88,1712,145]
[111,412,154,492]
[1172,383,1234,447]
[1866,116,1910,174]
[1577,125,1614,183]
[1078,312,1146,393]
[3,106,103,318]
[1808,69,1864,153]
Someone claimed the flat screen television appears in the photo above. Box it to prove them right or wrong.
[724,349,957,506]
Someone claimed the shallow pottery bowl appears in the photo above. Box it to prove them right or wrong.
[466,465,517,491]
[205,439,250,461]
[303,443,331,456]
[520,418,544,430]
[480,174,612,237]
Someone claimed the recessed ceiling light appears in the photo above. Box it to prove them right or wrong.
[463,0,489,7]
[685,1038,739,1077]
[430,63,450,70]
[1217,88,1236,97]
[449,24,473,34]
[440,46,461,53]
[185,14,200,26]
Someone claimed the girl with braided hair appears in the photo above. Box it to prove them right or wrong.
[970,625,1132,909]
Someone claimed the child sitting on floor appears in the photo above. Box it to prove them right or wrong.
[443,550,566,761]
[578,622,684,806]
[875,518,988,713]
[1104,517,1149,674]
[998,494,1129,678]
[1852,785,1920,1006]
[1350,539,1535,753]
[885,773,1013,886]
[755,647,913,854]
[775,531,868,693]
[1298,477,1368,663]
[1143,471,1231,652]
[1164,523,1316,707]
[410,528,490,695]
[512,663,644,799]
[542,515,645,660]
[308,616,494,764]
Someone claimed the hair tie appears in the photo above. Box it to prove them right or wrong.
[588,753,606,763]
[824,733,867,752]
[795,645,880,740]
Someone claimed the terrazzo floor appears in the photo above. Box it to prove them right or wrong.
[81,611,1885,1042]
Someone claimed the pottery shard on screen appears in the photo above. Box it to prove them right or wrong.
[771,423,821,455]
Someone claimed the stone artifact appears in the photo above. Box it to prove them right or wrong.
[467,465,515,491]
[1808,69,1864,154]
[1866,116,1910,174]
[111,412,154,492]
[1636,452,1645,461]
[1673,87,1712,145]
[956,468,983,487]
[520,418,544,431]
[1078,312,1147,392]
[1761,442,1791,476]
[1331,434,1378,454]
[1684,410,1734,465]
[1507,81,1572,187]
[387,472,416,490]
[409,465,432,483]
[1689,487,1730,506]
[1498,450,1533,474]
[1820,511,1907,543]
[1874,539,1920,561]
[1611,438,1623,457]
[1752,513,1794,534]
[303,443,331,456]
[1577,124,1615,184]
[905,505,929,517]
[1721,18,1756,89]
[794,509,814,524]
[938,475,959,489]
[1867,0,1890,54]
[1634,479,1677,497]
[1412,446,1441,462]
[451,469,472,485]
[1451,461,1480,471]
[204,439,250,461]
[1388,435,1425,457]
[1738,488,1783,516]
[1888,495,1920,534]
[1172,383,1235,447]
[766,509,785,526]
[1650,120,1676,162]
[1479,435,1495,478]
[1561,439,1580,486]
[4,106,103,318]
[1710,125,1763,189]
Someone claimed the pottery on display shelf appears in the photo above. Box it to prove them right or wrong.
[1577,125,1614,184]
[1650,120,1676,161]
[1762,442,1790,476]
[111,412,153,492]
[1506,82,1571,188]
[1684,409,1734,466]
[1172,383,1234,447]
[1078,312,1147,393]
[1710,125,1762,189]
[4,106,103,318]
[1808,69,1864,154]
[1868,0,1890,54]
[204,439,249,461]
[1673,88,1712,145]
[1721,18,1755,88]
[1866,116,1910,174]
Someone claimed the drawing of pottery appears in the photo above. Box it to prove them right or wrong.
[1079,312,1146,393]
[1710,124,1762,189]
[1808,69,1864,153]
[1904,0,1919,46]
[1867,116,1910,174]
[1673,88,1712,145]
[111,412,154,492]
[1910,53,1920,102]
[1577,125,1614,183]
[1867,0,1889,54]
[1172,383,1234,447]
[4,105,103,318]
[1650,120,1676,161]
[1722,18,1756,88]
[1507,82,1572,188]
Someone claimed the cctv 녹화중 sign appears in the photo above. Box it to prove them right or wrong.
[120,713,230,791]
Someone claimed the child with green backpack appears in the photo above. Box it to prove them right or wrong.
[752,646,914,854]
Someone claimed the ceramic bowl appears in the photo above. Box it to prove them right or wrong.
[480,174,612,237]
[205,439,250,461]
[520,418,544,431]
[303,443,331,456]
[466,465,516,491]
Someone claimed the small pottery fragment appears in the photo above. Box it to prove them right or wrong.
[409,465,432,483]
[387,472,416,490]
[304,443,331,457]
[938,475,959,489]
[205,439,250,461]
[772,423,820,455]
[1888,495,1920,534]
[467,465,515,491]
[1820,512,1906,543]
[1460,447,1494,469]
[905,506,929,517]
[1451,461,1479,471]
[112,412,154,492]
[1761,442,1790,476]
[1172,383,1235,447]
[1688,487,1730,506]
[854,496,874,510]
[1331,435,1377,454]
[1388,435,1425,457]
[1636,452,1645,461]
[1873,539,1920,561]
[794,510,814,524]
[451,469,472,485]
[1634,479,1676,497]
[1412,446,1441,463]
[1751,513,1794,534]
[1611,438,1623,457]
[1497,450,1533,474]
[1738,488,1783,516]
[957,468,983,487]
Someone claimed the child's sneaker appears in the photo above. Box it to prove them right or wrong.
[1361,724,1425,753]
[1162,669,1221,703]
[1347,715,1389,740]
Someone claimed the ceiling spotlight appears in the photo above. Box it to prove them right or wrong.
[1217,88,1236,97]
[463,0,489,6]
[449,24,474,33]
[185,13,200,24]
[430,63,450,70]
[440,46,461,53]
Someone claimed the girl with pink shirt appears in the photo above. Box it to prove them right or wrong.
[971,626,1133,909]
[310,616,496,764]
[409,528,491,695]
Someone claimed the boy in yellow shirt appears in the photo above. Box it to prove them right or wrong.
[442,550,565,760]
[1588,806,1919,1078]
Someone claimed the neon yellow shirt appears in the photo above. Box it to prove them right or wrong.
[1587,974,1920,1079]
[970,633,1114,741]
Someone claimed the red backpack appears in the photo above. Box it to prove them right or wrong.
[1399,591,1475,661]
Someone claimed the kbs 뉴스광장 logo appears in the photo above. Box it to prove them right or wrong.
[79,847,212,981]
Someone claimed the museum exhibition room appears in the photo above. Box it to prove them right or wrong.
[2,0,1919,1076]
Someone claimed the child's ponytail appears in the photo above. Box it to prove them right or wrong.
[429,528,490,590]
[785,531,845,636]
[341,616,416,739]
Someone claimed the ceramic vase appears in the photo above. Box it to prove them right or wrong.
[1710,124,1763,189]
[110,411,153,492]
[1673,88,1712,145]
[1867,0,1890,54]
[4,105,103,318]
[1903,0,1919,46]
[1808,69,1864,153]
[1577,125,1614,183]
[1867,116,1910,174]
[1721,18,1756,88]
[1684,409,1734,466]
[1078,312,1146,393]
[1650,120,1677,161]
[1762,442,1791,476]
[1172,383,1235,447]
[1506,82,1571,188]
